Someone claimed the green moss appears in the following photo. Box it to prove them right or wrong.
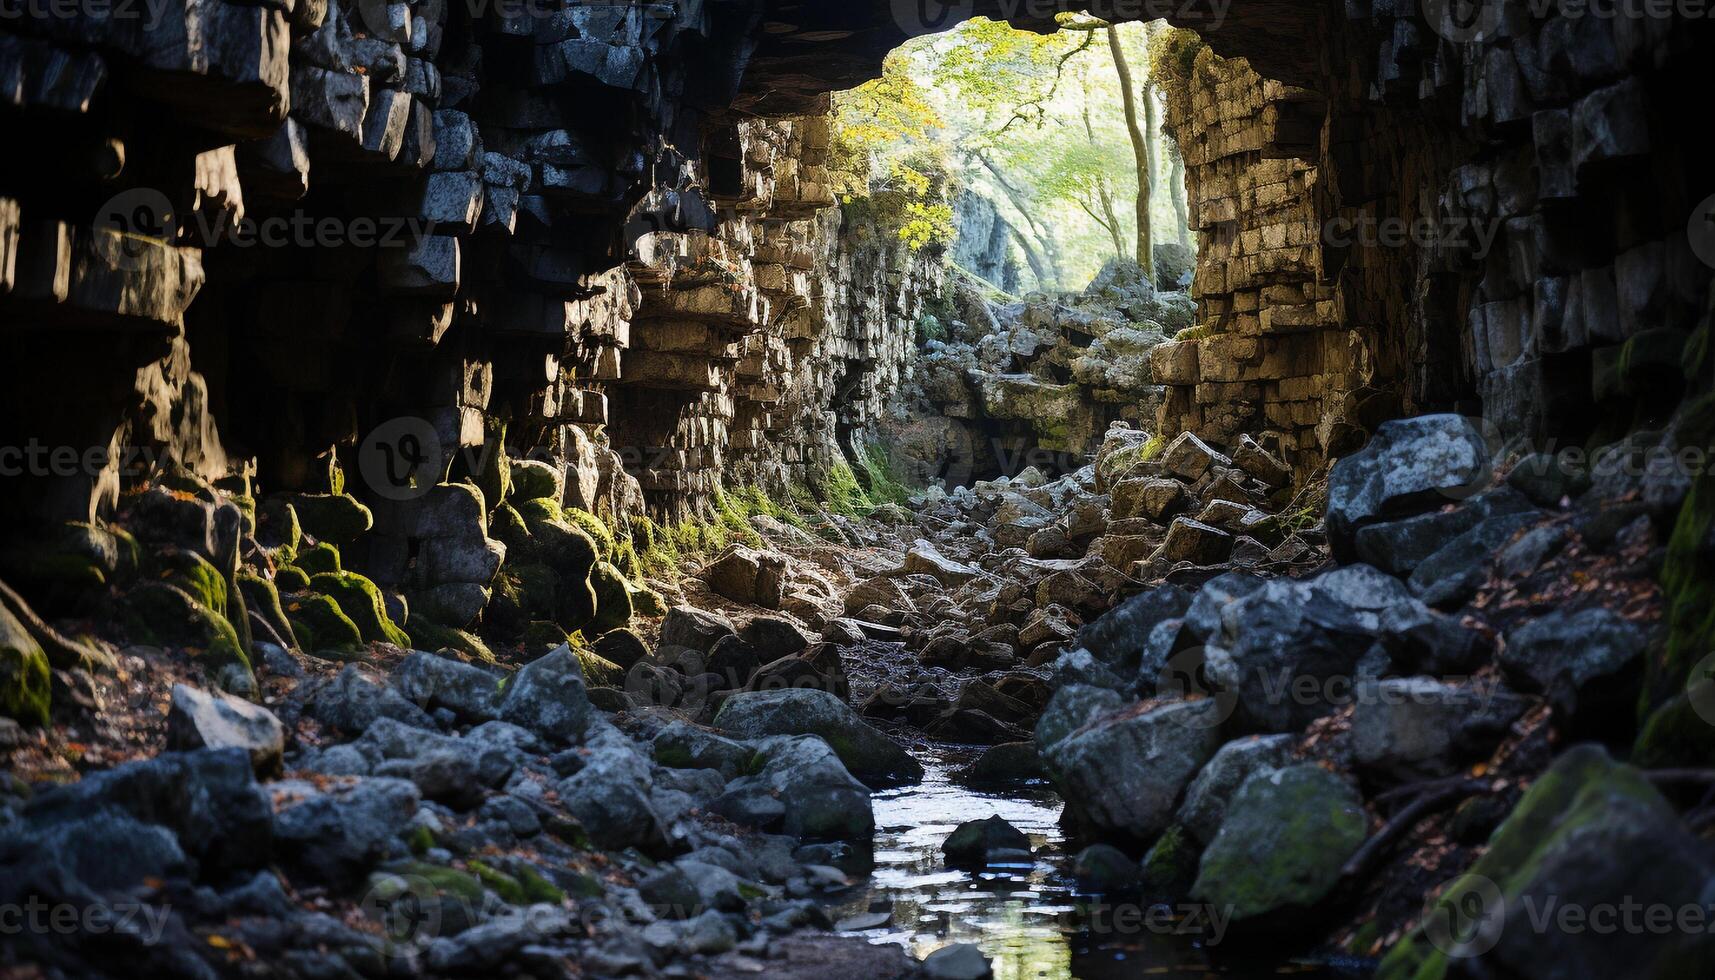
[281,493,373,544]
[293,542,341,576]
[408,619,496,664]
[468,860,527,904]
[587,561,632,636]
[125,581,253,682]
[1632,693,1715,767]
[816,460,873,517]
[628,582,667,618]
[515,497,562,526]
[0,605,52,727]
[468,422,511,510]
[854,443,913,506]
[564,508,615,558]
[237,571,297,650]
[1172,323,1213,342]
[285,592,363,656]
[571,644,625,687]
[514,863,566,904]
[1140,825,1200,898]
[311,571,411,648]
[406,824,436,855]
[1642,469,1715,717]
[152,548,229,619]
[275,566,311,593]
[509,459,562,503]
[394,862,484,904]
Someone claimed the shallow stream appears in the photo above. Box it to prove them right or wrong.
[824,744,1242,979]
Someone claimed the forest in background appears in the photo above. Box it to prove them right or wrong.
[830,17,1201,294]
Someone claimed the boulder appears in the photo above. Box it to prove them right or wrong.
[1378,746,1715,979]
[391,650,501,722]
[714,688,922,784]
[1190,765,1367,926]
[903,540,980,586]
[715,735,874,840]
[942,815,1032,866]
[309,664,436,734]
[1348,678,1530,778]
[739,616,814,661]
[1352,487,1535,576]
[1046,699,1226,841]
[1232,435,1291,488]
[166,683,285,775]
[1500,607,1647,725]
[960,741,1046,785]
[271,775,421,887]
[558,738,665,850]
[1074,584,1191,674]
[498,645,594,745]
[1154,517,1234,565]
[1160,432,1230,482]
[1177,734,1296,845]
[1326,414,1492,562]
[703,545,786,609]
[922,943,993,980]
[660,605,736,654]
[1407,511,1542,607]
[1072,842,1142,892]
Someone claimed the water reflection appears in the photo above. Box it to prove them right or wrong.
[827,744,1224,979]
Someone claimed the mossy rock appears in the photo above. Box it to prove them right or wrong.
[237,571,297,650]
[0,604,51,726]
[284,592,363,656]
[1140,825,1201,899]
[467,860,527,904]
[387,862,484,904]
[522,620,569,655]
[570,645,625,687]
[124,581,253,688]
[1190,764,1367,927]
[563,508,615,558]
[514,496,560,524]
[513,863,566,904]
[276,566,311,593]
[490,504,531,555]
[281,493,373,544]
[293,542,342,576]
[151,547,229,619]
[510,562,560,620]
[1379,745,1715,979]
[1642,469,1715,716]
[409,619,497,664]
[468,424,512,511]
[311,571,411,648]
[508,459,562,503]
[482,573,532,642]
[256,497,301,559]
[586,561,632,636]
[628,582,667,618]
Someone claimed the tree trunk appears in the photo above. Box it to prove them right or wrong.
[1168,141,1192,248]
[1083,96,1129,261]
[1107,25,1153,276]
[977,153,1067,290]
[1011,228,1051,293]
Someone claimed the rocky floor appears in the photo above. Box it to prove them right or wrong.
[3,410,1713,979]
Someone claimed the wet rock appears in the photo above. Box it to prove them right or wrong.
[922,942,993,980]
[640,860,746,917]
[1034,684,1129,760]
[942,815,1031,867]
[166,683,285,775]
[1072,843,1141,892]
[1349,678,1529,778]
[714,688,922,784]
[391,650,501,722]
[1326,414,1492,561]
[1140,824,1200,897]
[1177,734,1296,845]
[1379,746,1715,978]
[498,644,593,745]
[660,605,737,654]
[1049,648,1130,693]
[653,721,756,779]
[1190,765,1367,927]
[960,741,1046,785]
[715,735,874,841]
[1045,699,1226,842]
